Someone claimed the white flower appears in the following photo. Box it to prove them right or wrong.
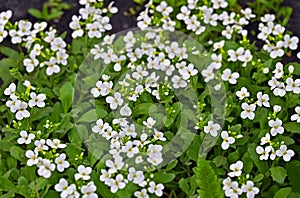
[256,92,270,107]
[225,181,242,198]
[25,150,38,166]
[148,144,163,159]
[241,103,256,120]
[272,62,284,79]
[46,139,66,149]
[143,117,156,129]
[55,178,70,198]
[127,167,145,185]
[148,181,164,197]
[176,6,190,21]
[171,75,188,88]
[37,159,55,178]
[108,174,126,193]
[283,35,299,50]
[222,69,240,84]
[17,130,35,144]
[241,181,259,198]
[55,153,70,172]
[4,83,16,96]
[134,189,149,198]
[260,133,271,145]
[291,106,300,123]
[239,50,253,67]
[87,22,102,38]
[6,95,19,113]
[132,65,149,80]
[91,80,111,97]
[120,104,132,117]
[236,87,250,100]
[212,0,228,9]
[268,119,284,136]
[81,181,98,198]
[106,92,124,110]
[156,1,173,16]
[210,53,222,69]
[270,41,284,58]
[122,141,139,158]
[221,131,235,150]
[241,8,256,20]
[56,50,68,66]
[23,80,36,90]
[228,160,243,177]
[256,146,271,160]
[204,121,221,137]
[66,184,80,198]
[153,129,166,141]
[23,55,39,73]
[28,93,46,108]
[45,57,60,76]
[34,139,49,151]
[228,47,244,62]
[276,145,295,162]
[201,66,215,82]
[75,165,92,180]
[92,119,109,134]
[16,101,30,120]
[0,10,12,25]
[100,169,111,185]
[223,177,232,190]
[106,156,124,174]
[213,40,225,51]
[286,77,300,94]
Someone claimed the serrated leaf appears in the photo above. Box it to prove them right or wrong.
[194,157,224,198]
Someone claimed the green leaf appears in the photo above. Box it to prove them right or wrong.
[10,146,26,162]
[59,82,74,113]
[213,156,227,167]
[283,122,300,134]
[0,176,15,191]
[0,46,21,60]
[286,161,300,193]
[194,157,224,198]
[77,109,107,123]
[270,166,287,184]
[154,172,176,183]
[179,178,190,195]
[0,141,14,152]
[253,174,264,182]
[274,187,292,198]
[28,8,43,19]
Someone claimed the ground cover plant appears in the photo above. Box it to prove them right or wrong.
[0,0,300,198]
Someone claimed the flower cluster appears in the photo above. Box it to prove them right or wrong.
[0,10,69,75]
[4,81,46,120]
[0,10,12,42]
[69,0,117,39]
[223,161,260,198]
[268,63,300,97]
[256,105,295,162]
[23,134,68,178]
[89,28,200,195]
[55,174,98,198]
[258,14,299,58]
